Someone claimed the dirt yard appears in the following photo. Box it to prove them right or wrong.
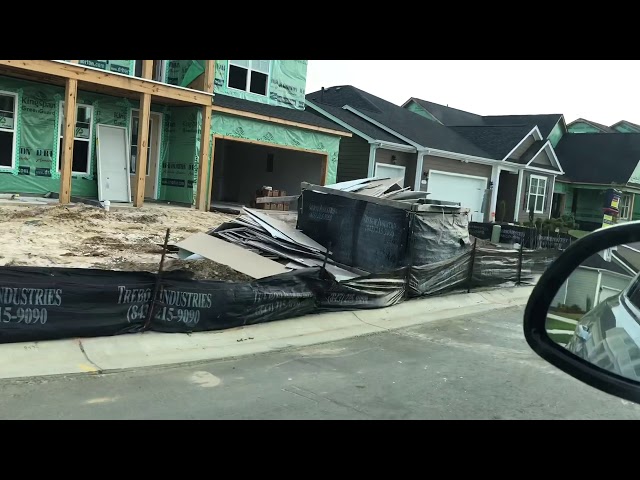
[0,203,251,281]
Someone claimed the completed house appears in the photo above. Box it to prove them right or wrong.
[553,133,640,230]
[0,60,350,210]
[306,86,564,223]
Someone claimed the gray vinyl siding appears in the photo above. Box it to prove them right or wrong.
[375,149,416,188]
[564,268,598,311]
[517,170,554,222]
[335,134,370,182]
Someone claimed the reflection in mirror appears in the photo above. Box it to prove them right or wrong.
[546,243,640,381]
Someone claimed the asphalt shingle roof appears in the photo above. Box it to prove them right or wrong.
[582,253,630,276]
[306,86,493,158]
[449,125,533,159]
[554,133,640,184]
[213,93,350,134]
[407,98,484,126]
[482,114,562,140]
[407,98,563,139]
[306,101,411,145]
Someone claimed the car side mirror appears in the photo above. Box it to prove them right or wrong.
[524,221,640,404]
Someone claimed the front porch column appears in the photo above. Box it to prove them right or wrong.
[489,165,501,222]
[367,143,378,177]
[414,151,425,191]
[514,169,524,222]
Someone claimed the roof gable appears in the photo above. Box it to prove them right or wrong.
[567,118,616,133]
[449,125,533,159]
[307,86,493,158]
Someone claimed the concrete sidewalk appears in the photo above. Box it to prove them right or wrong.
[0,286,533,380]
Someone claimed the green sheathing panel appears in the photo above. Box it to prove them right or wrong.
[554,181,570,194]
[0,75,178,199]
[405,100,439,122]
[0,75,131,197]
[633,194,640,220]
[211,113,340,184]
[75,60,135,76]
[573,188,603,224]
[548,120,564,147]
[614,123,640,133]
[567,122,603,134]
[156,106,199,204]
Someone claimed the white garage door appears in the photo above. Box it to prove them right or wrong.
[427,170,487,222]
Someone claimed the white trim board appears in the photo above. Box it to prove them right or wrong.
[501,126,543,161]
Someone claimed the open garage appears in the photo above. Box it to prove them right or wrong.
[210,137,328,206]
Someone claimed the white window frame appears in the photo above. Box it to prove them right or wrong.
[527,174,548,214]
[619,193,632,220]
[58,102,94,175]
[134,60,166,82]
[0,90,17,171]
[227,60,271,97]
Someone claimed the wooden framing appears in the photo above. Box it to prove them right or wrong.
[59,78,78,204]
[0,60,213,106]
[133,61,153,207]
[211,105,351,137]
[195,60,215,211]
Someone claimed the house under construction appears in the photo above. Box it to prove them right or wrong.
[0,60,350,210]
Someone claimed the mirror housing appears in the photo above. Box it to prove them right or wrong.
[524,221,640,403]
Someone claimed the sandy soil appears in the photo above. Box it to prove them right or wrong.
[0,203,251,281]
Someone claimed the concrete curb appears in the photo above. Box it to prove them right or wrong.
[0,286,533,380]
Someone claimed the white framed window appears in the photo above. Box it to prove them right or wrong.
[620,193,632,220]
[0,91,17,170]
[134,60,166,82]
[227,60,270,96]
[527,174,547,214]
[58,102,93,175]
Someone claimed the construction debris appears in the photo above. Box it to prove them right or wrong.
[175,232,289,279]
[184,178,471,281]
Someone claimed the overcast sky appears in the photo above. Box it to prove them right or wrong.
[306,60,640,126]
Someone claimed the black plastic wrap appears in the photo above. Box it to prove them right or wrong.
[0,266,155,344]
[298,190,411,273]
[408,251,471,297]
[318,268,407,310]
[151,268,333,333]
[410,213,470,265]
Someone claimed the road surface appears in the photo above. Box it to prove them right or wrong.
[2,305,640,419]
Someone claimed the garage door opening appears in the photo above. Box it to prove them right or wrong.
[426,170,488,222]
[210,138,327,209]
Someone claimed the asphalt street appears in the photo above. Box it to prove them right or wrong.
[2,305,640,419]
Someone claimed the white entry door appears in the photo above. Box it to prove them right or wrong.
[96,124,131,203]
[427,170,487,222]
